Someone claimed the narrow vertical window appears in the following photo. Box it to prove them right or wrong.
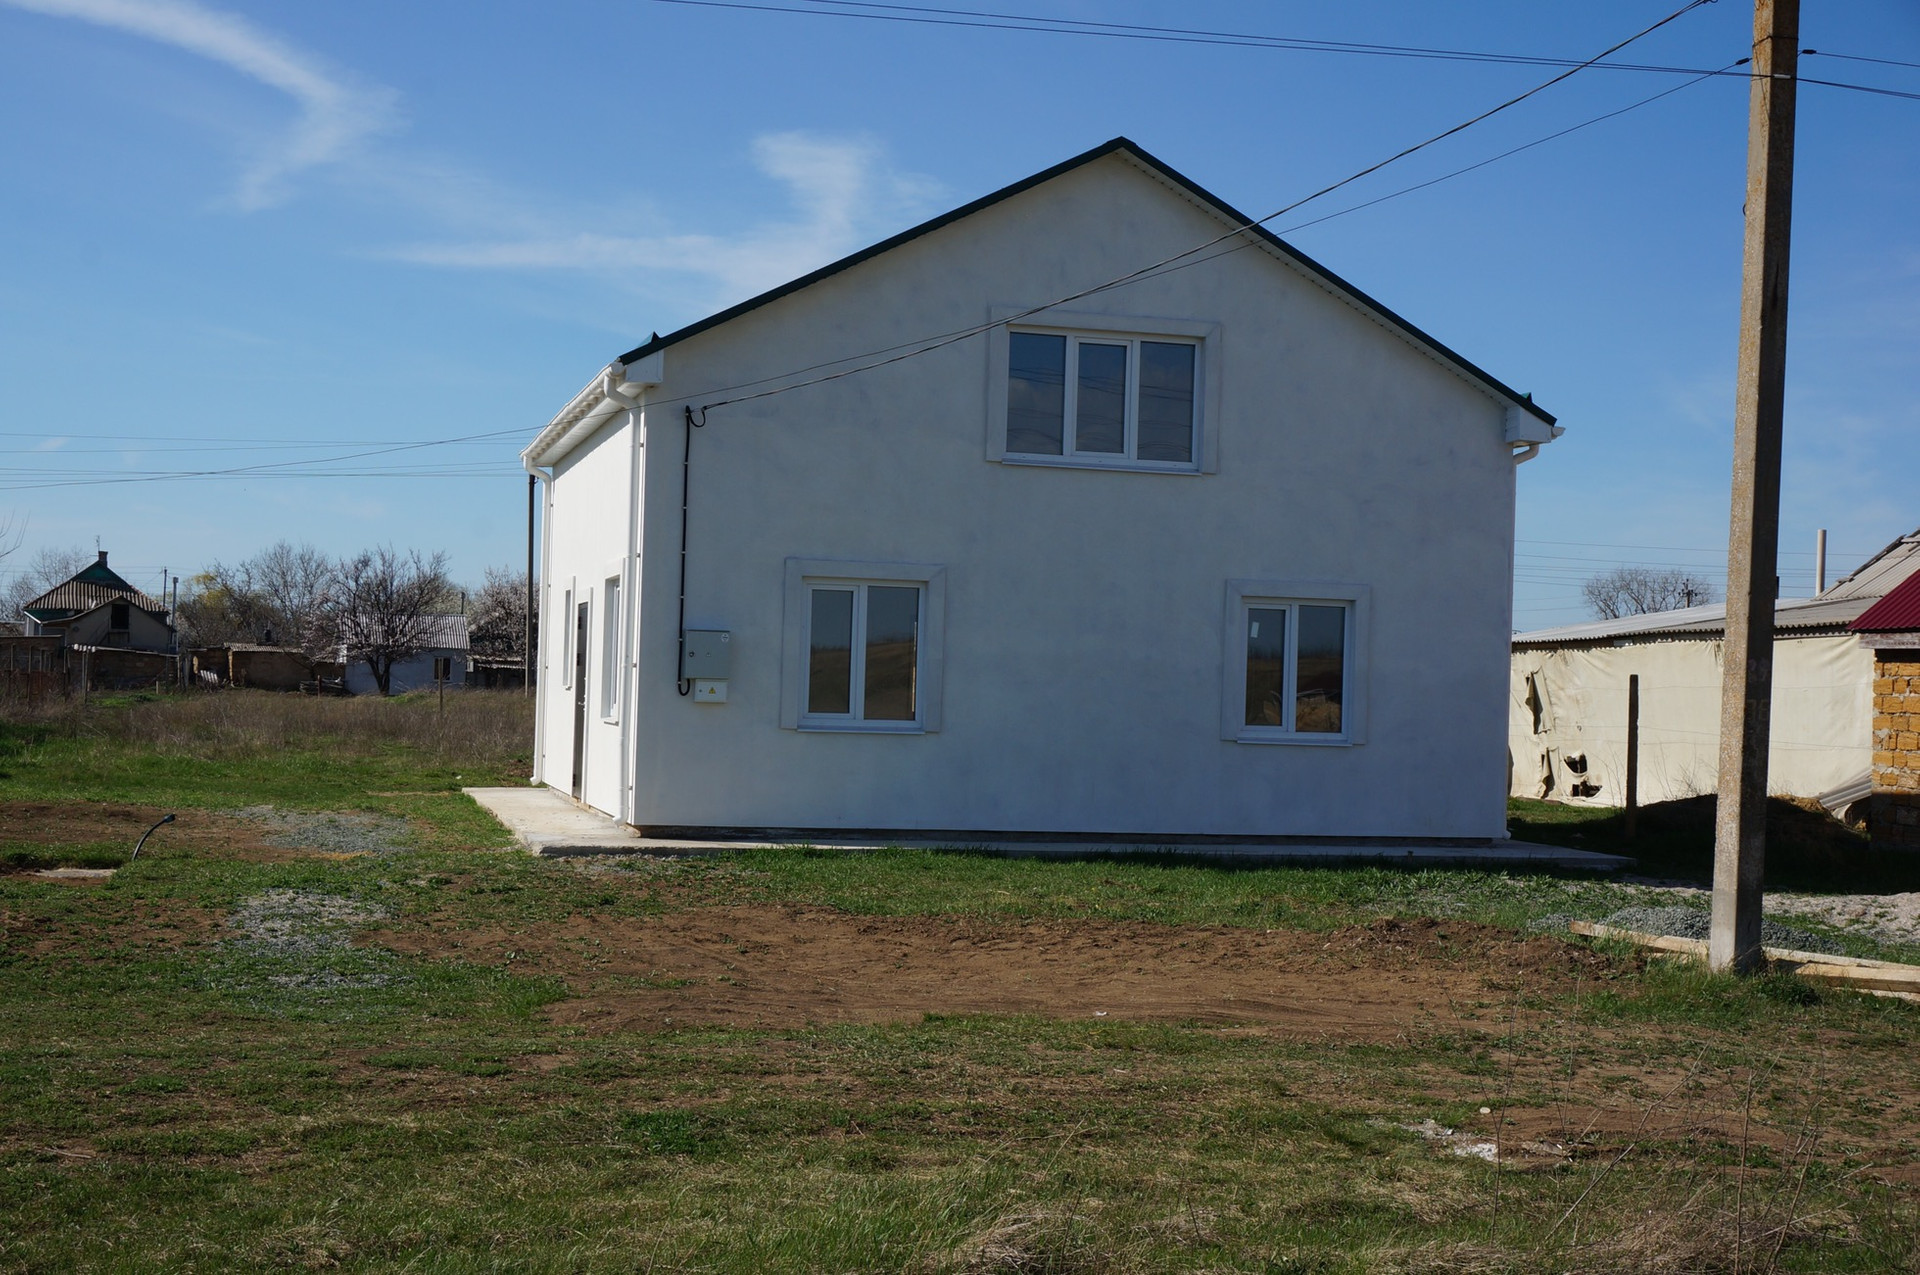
[1074,342,1127,454]
[600,576,621,719]
[1244,607,1287,728]
[863,586,920,721]
[1006,332,1066,455]
[560,588,574,685]
[1137,341,1195,463]
[1294,605,1345,734]
[808,588,854,715]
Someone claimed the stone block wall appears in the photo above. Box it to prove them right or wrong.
[1871,653,1920,852]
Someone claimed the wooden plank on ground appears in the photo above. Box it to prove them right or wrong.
[1568,920,1920,996]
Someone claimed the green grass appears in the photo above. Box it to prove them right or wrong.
[2,694,1918,1271]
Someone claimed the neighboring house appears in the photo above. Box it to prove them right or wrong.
[1509,529,1920,816]
[342,615,469,696]
[21,551,174,651]
[524,138,1561,840]
[1852,569,1920,852]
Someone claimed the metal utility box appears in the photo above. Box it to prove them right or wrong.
[681,630,732,680]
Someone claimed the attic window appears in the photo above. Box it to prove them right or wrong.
[110,601,130,631]
[987,310,1219,473]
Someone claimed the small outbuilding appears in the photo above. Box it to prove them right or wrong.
[525,139,1560,841]
[342,615,469,696]
[1509,529,1920,817]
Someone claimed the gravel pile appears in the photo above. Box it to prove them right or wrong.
[1539,904,1841,955]
[228,806,412,855]
[222,888,396,997]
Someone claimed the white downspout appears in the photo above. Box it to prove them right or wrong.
[621,393,644,828]
[521,455,554,785]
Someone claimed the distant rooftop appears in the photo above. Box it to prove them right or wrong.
[22,551,166,622]
[1515,525,1920,648]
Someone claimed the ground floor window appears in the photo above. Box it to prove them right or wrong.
[1223,581,1369,745]
[783,559,946,733]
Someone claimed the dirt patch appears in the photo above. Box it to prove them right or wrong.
[0,801,412,868]
[1,899,220,961]
[0,801,274,864]
[369,907,1624,1039]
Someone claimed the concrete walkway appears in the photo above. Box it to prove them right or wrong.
[464,786,1632,871]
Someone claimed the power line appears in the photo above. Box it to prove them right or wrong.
[651,0,1920,101]
[655,0,1725,75]
[687,0,1716,416]
[1803,49,1920,73]
[1069,57,1740,292]
[0,427,530,493]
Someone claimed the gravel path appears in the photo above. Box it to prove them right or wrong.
[227,806,412,855]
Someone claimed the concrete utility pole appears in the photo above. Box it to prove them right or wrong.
[1711,0,1799,974]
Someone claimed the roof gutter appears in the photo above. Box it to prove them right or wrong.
[520,351,665,477]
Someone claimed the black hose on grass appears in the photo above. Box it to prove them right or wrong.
[129,813,174,863]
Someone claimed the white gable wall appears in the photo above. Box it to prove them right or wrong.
[537,410,640,817]
[542,154,1529,839]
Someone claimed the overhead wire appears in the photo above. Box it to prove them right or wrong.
[2,3,1720,489]
[689,0,1717,414]
[650,0,1920,101]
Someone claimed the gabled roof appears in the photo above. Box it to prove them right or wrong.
[610,138,1555,430]
[1853,569,1920,633]
[23,554,166,621]
[1824,528,1920,601]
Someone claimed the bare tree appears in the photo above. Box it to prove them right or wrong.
[178,542,334,660]
[319,547,453,696]
[467,566,534,661]
[1582,566,1718,620]
[0,545,90,623]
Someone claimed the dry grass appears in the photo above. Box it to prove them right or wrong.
[4,687,533,766]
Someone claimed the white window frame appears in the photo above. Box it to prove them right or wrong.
[986,307,1221,474]
[781,558,946,734]
[1221,580,1370,746]
[559,584,574,688]
[599,570,622,722]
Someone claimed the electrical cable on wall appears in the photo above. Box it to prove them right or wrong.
[675,404,707,695]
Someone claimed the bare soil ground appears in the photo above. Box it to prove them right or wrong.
[372,905,1626,1039]
[0,800,385,866]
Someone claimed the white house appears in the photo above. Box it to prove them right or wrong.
[523,139,1560,842]
[342,614,470,696]
[1508,529,1920,815]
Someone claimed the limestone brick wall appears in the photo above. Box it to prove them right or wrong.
[1872,653,1920,852]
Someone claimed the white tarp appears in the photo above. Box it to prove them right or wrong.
[1508,634,1873,806]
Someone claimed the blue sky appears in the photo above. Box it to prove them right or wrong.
[1,0,1914,624]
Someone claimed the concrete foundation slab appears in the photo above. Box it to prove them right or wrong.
[465,787,1632,872]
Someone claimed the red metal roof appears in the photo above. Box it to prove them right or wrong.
[1852,569,1920,632]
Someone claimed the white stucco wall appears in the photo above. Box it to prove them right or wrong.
[1508,634,1874,806]
[537,153,1535,839]
[345,649,468,696]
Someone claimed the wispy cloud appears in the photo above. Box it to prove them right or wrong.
[385,133,944,304]
[2,0,393,208]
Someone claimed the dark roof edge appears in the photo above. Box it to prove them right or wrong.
[614,137,1554,426]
